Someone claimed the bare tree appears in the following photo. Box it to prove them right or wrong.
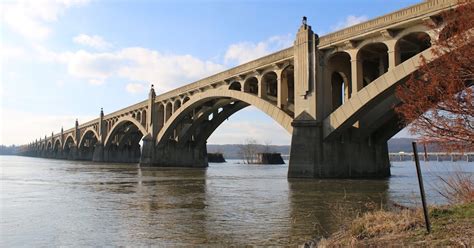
[239,138,259,164]
[263,139,273,153]
[395,2,474,151]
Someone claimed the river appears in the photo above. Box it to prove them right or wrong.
[1,156,472,246]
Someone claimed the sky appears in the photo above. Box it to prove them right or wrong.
[0,0,420,146]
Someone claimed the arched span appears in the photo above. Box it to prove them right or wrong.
[323,45,440,140]
[104,116,147,146]
[156,89,294,145]
[46,140,52,150]
[78,127,100,148]
[54,139,62,148]
[62,134,76,149]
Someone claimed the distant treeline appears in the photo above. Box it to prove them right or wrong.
[208,138,444,160]
[207,144,290,160]
[0,138,448,158]
[0,145,19,155]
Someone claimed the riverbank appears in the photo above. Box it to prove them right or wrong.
[313,202,473,247]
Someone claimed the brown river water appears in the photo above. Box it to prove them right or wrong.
[1,156,472,246]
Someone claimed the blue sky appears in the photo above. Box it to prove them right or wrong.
[0,0,420,145]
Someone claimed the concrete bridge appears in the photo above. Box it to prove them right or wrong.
[21,0,465,178]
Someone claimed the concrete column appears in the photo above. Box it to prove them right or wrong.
[349,49,363,93]
[258,76,265,98]
[378,55,385,76]
[385,39,400,70]
[282,72,290,110]
[276,69,283,108]
[344,80,350,102]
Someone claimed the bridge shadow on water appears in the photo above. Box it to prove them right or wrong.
[59,159,390,245]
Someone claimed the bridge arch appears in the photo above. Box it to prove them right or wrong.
[182,96,190,104]
[104,116,147,147]
[357,42,389,87]
[326,51,352,112]
[165,101,172,122]
[53,139,62,156]
[261,71,278,104]
[281,65,295,115]
[331,72,350,111]
[78,127,99,148]
[136,111,142,123]
[396,31,431,64]
[140,109,147,126]
[156,103,165,129]
[63,134,76,158]
[46,140,52,150]
[243,76,258,95]
[323,45,439,141]
[103,116,147,163]
[77,127,100,160]
[229,81,242,91]
[156,89,293,146]
[173,99,182,112]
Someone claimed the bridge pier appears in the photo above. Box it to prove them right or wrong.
[140,141,208,168]
[103,144,141,163]
[77,147,94,161]
[53,150,65,160]
[288,119,390,178]
[140,135,155,165]
[92,143,104,162]
[288,118,322,178]
[66,145,79,160]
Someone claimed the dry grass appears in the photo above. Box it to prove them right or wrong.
[317,203,474,247]
[349,208,423,240]
[437,172,474,204]
[314,174,474,247]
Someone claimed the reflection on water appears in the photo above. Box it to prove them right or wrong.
[0,156,472,246]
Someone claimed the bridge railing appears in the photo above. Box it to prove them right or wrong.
[318,0,458,48]
[153,47,294,103]
[102,100,148,121]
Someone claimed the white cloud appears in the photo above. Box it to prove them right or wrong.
[0,43,28,62]
[126,83,148,94]
[332,15,368,31]
[16,33,293,94]
[224,34,293,65]
[73,34,112,50]
[32,45,226,91]
[0,108,94,145]
[1,0,90,40]
[66,50,126,85]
